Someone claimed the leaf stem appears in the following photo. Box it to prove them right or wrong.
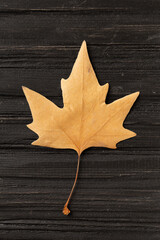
[63,154,81,215]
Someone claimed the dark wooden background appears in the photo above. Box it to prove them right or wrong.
[0,0,160,239]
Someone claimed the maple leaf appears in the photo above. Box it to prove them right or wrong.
[22,41,140,215]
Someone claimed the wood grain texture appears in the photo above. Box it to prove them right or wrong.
[0,1,159,239]
[0,0,160,13]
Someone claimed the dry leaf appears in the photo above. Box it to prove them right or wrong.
[22,41,140,215]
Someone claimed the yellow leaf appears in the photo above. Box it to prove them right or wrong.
[22,41,140,215]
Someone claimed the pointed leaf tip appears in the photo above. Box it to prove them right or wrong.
[127,91,140,101]
[135,91,140,96]
[82,40,87,46]
[22,86,29,93]
[80,40,87,52]
[133,91,140,100]
[22,86,27,94]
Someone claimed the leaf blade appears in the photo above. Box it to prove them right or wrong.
[22,42,140,155]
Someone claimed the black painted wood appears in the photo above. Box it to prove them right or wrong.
[0,1,160,240]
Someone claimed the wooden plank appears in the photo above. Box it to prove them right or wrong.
[0,149,159,177]
[0,14,159,46]
[0,122,159,149]
[0,45,160,69]
[0,46,159,97]
[0,204,159,221]
[0,0,160,13]
[0,96,159,124]
[0,229,158,240]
